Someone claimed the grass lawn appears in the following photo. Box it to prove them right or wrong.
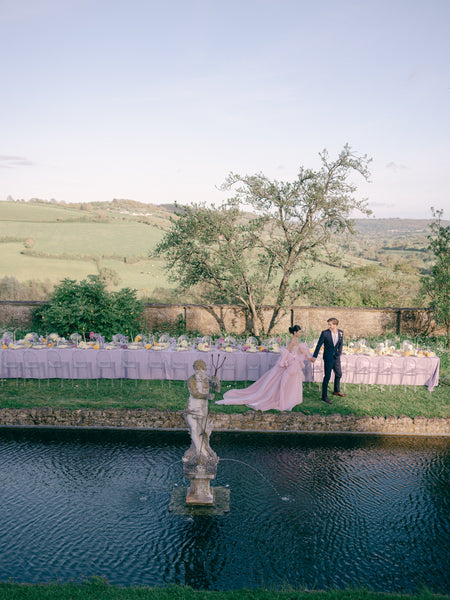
[0,581,448,600]
[0,374,448,419]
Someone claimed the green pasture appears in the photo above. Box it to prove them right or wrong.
[0,200,437,300]
[0,204,171,293]
[0,220,164,255]
[0,243,99,282]
[0,205,349,294]
[0,245,171,293]
[0,200,83,222]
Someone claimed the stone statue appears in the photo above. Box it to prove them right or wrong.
[182,359,221,505]
[184,359,220,463]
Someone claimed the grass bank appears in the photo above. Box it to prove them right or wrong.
[0,581,448,600]
[0,376,448,419]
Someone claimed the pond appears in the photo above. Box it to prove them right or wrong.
[0,428,448,593]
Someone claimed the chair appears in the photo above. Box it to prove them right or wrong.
[23,349,42,388]
[47,349,67,388]
[377,356,393,391]
[353,356,371,391]
[168,354,188,387]
[72,350,93,387]
[1,350,24,387]
[339,354,349,392]
[311,355,323,391]
[147,353,166,387]
[245,354,261,386]
[391,357,409,391]
[97,350,116,387]
[401,357,419,391]
[121,351,140,386]
[219,358,237,385]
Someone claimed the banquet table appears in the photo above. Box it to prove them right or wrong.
[310,353,440,392]
[0,347,440,391]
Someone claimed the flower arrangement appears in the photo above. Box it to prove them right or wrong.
[176,335,190,351]
[88,332,104,349]
[263,337,281,353]
[48,333,61,346]
[1,331,13,348]
[196,335,212,351]
[24,332,39,346]
[242,336,258,352]
[197,342,211,351]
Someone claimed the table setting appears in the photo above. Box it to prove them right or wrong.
[0,331,440,390]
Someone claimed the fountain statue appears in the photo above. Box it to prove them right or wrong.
[182,359,220,505]
[169,357,230,515]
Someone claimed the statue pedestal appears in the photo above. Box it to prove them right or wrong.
[169,486,230,516]
[185,469,216,505]
[183,456,218,506]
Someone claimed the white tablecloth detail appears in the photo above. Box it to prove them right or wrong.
[0,348,440,391]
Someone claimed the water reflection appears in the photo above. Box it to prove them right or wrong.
[0,428,448,593]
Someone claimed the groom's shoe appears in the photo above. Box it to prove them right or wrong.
[322,397,333,404]
[333,392,347,397]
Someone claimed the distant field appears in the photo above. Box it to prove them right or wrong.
[0,202,171,296]
[0,200,83,222]
[0,220,164,255]
[0,200,441,300]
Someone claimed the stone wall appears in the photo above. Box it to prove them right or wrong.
[0,300,442,338]
[0,408,448,436]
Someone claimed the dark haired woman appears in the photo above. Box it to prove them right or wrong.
[216,325,313,411]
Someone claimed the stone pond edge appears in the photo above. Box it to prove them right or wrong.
[0,408,449,436]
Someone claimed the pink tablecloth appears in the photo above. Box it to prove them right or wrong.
[309,354,440,391]
[0,348,279,383]
[0,348,440,391]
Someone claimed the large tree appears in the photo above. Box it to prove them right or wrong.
[421,208,450,347]
[155,145,371,336]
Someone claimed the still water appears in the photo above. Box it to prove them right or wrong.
[0,428,448,593]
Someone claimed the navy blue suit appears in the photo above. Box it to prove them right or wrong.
[313,329,344,399]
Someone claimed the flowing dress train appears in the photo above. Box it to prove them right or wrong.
[216,343,307,411]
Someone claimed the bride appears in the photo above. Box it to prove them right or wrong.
[216,325,313,412]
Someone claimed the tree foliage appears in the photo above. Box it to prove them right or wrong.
[155,145,371,335]
[31,275,144,339]
[421,208,450,347]
[295,264,422,309]
[0,275,53,301]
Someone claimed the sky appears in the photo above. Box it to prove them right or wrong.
[1,0,449,219]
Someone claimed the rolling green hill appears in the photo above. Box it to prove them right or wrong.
[0,199,445,303]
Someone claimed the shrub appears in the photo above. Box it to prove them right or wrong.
[30,275,144,340]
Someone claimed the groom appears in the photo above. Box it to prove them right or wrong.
[311,318,346,404]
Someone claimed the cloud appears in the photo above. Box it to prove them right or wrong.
[0,155,35,168]
[385,161,408,173]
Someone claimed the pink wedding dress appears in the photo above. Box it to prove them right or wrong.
[216,343,307,411]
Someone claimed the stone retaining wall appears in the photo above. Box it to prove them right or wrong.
[0,408,448,436]
[0,301,443,338]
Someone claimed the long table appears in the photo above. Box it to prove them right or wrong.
[0,348,440,391]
